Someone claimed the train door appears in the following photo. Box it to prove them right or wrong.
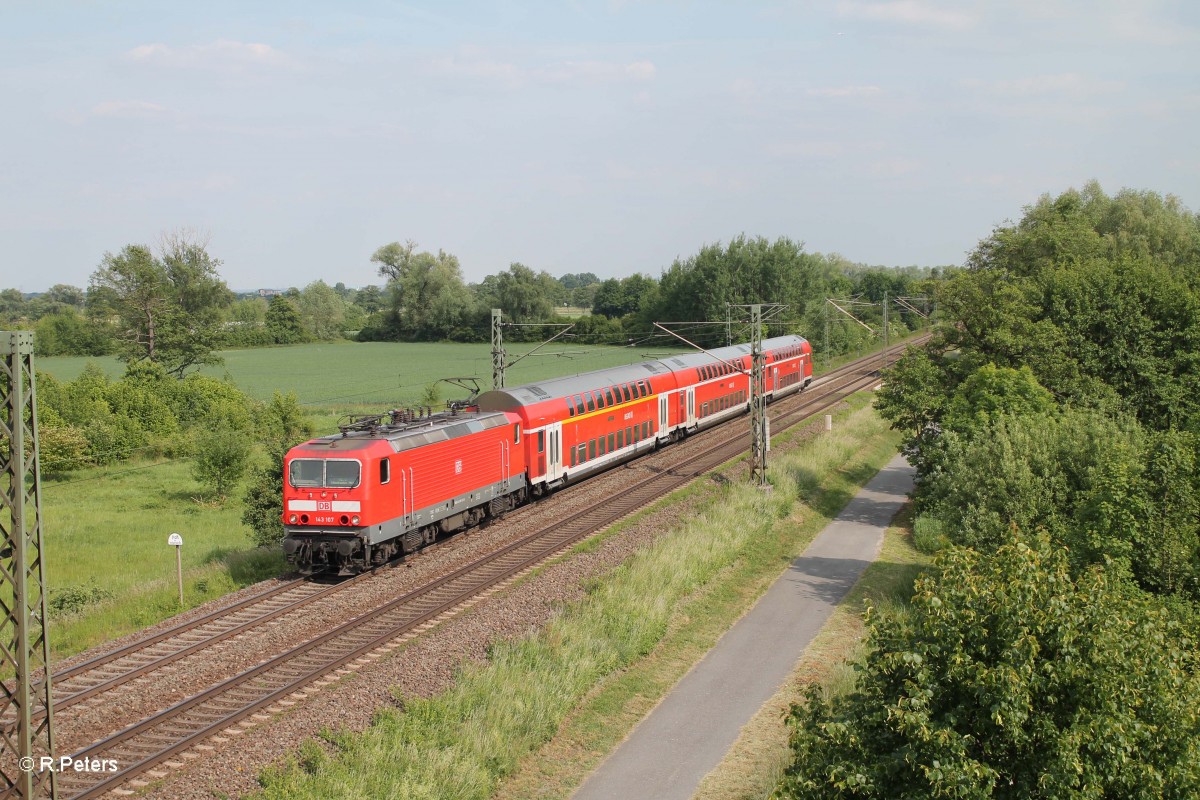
[545,422,563,482]
[771,366,779,395]
[658,392,670,437]
[685,387,696,427]
[401,468,412,531]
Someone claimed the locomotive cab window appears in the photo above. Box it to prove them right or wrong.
[514,425,520,444]
[289,459,324,488]
[326,460,360,488]
[380,457,391,485]
[290,458,361,489]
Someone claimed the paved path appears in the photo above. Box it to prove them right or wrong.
[572,453,915,800]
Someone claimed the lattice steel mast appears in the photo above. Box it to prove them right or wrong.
[748,304,768,486]
[1,331,57,799]
[491,308,505,390]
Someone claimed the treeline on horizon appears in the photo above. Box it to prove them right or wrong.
[0,232,940,366]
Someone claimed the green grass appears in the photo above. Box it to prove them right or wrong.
[253,397,903,800]
[35,340,684,406]
[36,457,285,661]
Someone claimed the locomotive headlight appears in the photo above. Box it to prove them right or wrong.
[351,515,360,525]
[289,514,298,524]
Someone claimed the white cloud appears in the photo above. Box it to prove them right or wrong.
[91,100,168,118]
[807,85,884,98]
[124,40,296,71]
[836,0,978,30]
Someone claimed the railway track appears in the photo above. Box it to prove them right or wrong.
[49,334,926,799]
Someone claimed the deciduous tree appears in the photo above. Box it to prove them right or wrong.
[778,533,1200,799]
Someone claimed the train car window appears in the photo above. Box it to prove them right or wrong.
[626,426,632,444]
[537,431,545,452]
[589,440,596,460]
[587,393,596,412]
[617,430,624,449]
[574,395,586,415]
[643,421,650,438]
[621,385,631,402]
[607,432,615,451]
[568,402,574,417]
[604,388,615,406]
[326,460,361,489]
[599,437,607,456]
[578,444,587,463]
[380,458,390,485]
[569,448,576,467]
[639,381,648,397]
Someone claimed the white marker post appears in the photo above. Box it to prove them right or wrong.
[168,532,184,606]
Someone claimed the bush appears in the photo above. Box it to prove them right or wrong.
[38,424,91,474]
[191,419,253,498]
[910,514,948,554]
[48,581,114,617]
[83,415,145,465]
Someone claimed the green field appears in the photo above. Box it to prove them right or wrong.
[36,340,683,408]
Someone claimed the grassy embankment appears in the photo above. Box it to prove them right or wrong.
[253,394,910,799]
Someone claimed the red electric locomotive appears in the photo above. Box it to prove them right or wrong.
[282,407,526,575]
[282,335,811,574]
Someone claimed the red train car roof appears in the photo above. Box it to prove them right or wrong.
[477,334,808,412]
[294,409,514,453]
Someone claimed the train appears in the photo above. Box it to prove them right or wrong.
[281,335,813,575]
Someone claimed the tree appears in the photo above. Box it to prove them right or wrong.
[476,262,559,323]
[591,274,657,319]
[296,280,346,340]
[644,235,821,346]
[88,233,233,377]
[368,241,473,340]
[244,391,312,547]
[0,288,26,322]
[242,449,286,547]
[43,283,86,309]
[778,533,1200,799]
[264,295,307,344]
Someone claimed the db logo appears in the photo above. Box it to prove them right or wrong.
[455,460,463,475]
[317,501,332,511]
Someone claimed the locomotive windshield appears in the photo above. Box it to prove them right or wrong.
[289,458,361,489]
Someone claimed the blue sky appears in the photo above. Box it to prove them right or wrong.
[3,1,1198,291]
